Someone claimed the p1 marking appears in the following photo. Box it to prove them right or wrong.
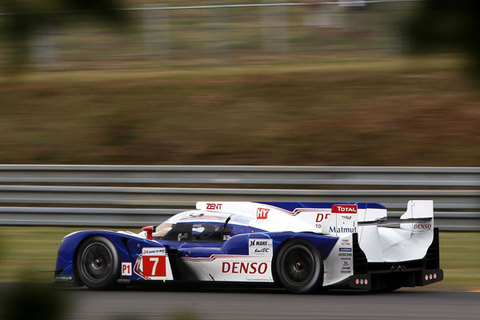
[121,262,132,276]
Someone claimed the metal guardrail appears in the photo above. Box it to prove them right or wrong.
[0,186,479,208]
[1,165,479,186]
[0,165,478,231]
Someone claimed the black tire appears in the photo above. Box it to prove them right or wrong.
[274,239,323,293]
[75,236,120,290]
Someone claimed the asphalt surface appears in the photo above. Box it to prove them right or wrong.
[53,287,480,320]
[1,284,479,320]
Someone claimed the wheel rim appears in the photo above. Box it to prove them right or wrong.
[280,244,316,287]
[79,242,113,283]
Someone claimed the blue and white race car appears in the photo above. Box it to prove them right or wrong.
[55,200,443,293]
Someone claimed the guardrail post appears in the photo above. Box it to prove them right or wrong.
[306,2,343,28]
[204,4,231,63]
[143,5,170,60]
[30,26,60,70]
[261,0,288,54]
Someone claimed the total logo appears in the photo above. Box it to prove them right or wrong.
[256,208,270,219]
[332,204,358,214]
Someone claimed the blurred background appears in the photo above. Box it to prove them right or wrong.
[0,0,478,165]
[0,0,479,318]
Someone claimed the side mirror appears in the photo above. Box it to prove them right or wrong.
[142,225,156,240]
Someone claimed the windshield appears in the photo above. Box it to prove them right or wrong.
[152,221,173,238]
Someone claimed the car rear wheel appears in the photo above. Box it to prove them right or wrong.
[76,236,120,290]
[275,239,323,293]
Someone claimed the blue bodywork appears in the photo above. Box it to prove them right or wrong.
[258,202,386,211]
[55,224,339,283]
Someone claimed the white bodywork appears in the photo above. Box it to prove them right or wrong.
[196,201,358,236]
[145,200,434,285]
[197,200,435,264]
[184,251,274,282]
[194,201,364,285]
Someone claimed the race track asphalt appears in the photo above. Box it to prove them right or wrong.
[1,283,478,320]
[61,286,479,320]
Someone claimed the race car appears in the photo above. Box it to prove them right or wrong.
[55,200,443,293]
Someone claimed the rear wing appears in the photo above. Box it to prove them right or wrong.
[358,200,435,262]
[400,200,434,232]
[358,200,434,232]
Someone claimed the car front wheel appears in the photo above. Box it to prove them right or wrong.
[76,236,120,290]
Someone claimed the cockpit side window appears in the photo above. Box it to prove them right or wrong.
[163,223,193,242]
[162,223,231,242]
[153,222,173,238]
[191,224,223,242]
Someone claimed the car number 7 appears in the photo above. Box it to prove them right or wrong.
[149,257,159,276]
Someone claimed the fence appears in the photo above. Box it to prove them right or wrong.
[0,165,478,231]
[0,0,418,71]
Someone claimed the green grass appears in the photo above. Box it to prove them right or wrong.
[0,226,478,291]
[0,227,137,282]
[434,232,480,291]
[0,57,479,166]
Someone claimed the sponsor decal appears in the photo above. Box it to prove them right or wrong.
[315,213,331,222]
[55,275,73,281]
[253,248,270,254]
[249,239,269,246]
[315,212,332,228]
[121,262,132,276]
[329,226,357,233]
[206,203,222,210]
[143,247,166,255]
[332,204,358,214]
[249,239,273,257]
[341,261,352,273]
[413,223,432,230]
[338,236,354,274]
[222,262,268,274]
[256,208,270,220]
[339,253,352,257]
[341,215,353,220]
